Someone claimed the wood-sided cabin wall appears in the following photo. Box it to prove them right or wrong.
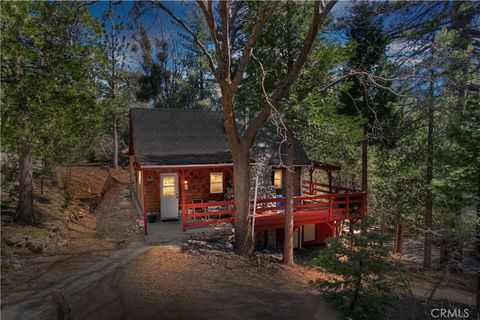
[142,167,234,214]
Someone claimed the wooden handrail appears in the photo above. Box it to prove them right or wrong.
[184,200,234,209]
[183,190,367,230]
[302,179,359,193]
[187,209,233,218]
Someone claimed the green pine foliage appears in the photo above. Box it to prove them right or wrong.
[314,219,393,320]
[1,1,104,164]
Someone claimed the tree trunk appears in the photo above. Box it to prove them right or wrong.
[476,184,480,313]
[112,114,119,169]
[283,129,294,265]
[15,140,35,224]
[393,221,405,254]
[350,259,363,312]
[361,123,368,192]
[233,150,254,256]
[424,78,435,270]
[40,159,45,195]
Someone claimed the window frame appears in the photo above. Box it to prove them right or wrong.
[210,172,224,194]
[273,168,282,189]
[161,175,176,197]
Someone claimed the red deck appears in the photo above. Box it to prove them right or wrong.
[182,181,366,232]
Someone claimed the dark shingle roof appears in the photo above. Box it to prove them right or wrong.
[130,108,311,167]
[253,128,312,166]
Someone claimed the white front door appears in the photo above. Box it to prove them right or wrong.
[160,173,179,219]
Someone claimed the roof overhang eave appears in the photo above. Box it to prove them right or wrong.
[140,163,234,170]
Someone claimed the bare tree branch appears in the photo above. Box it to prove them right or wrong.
[231,2,279,90]
[197,0,224,77]
[152,1,218,80]
[219,1,232,83]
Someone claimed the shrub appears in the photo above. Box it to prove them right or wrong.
[314,218,392,320]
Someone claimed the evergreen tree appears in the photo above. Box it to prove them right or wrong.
[178,10,219,110]
[100,1,133,168]
[315,218,392,320]
[1,1,104,223]
[338,3,400,192]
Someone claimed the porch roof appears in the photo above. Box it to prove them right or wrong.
[130,108,311,167]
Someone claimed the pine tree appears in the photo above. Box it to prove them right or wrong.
[1,1,104,223]
[315,218,392,320]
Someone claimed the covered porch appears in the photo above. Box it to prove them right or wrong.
[134,164,235,235]
[134,162,366,240]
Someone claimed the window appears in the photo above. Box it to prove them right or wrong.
[162,176,175,197]
[273,169,282,189]
[210,172,223,194]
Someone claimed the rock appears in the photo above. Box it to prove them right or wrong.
[118,201,130,209]
[13,263,23,271]
[5,234,25,246]
[26,239,47,254]
[47,223,61,233]
[57,240,68,247]
[14,239,26,248]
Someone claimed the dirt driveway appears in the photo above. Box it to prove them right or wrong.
[45,245,339,320]
[2,166,339,320]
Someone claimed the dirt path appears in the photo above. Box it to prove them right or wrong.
[2,168,340,320]
[1,168,141,309]
[34,245,340,320]
[2,243,149,320]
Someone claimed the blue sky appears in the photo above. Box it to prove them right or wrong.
[88,1,191,33]
[88,1,354,35]
[86,1,355,70]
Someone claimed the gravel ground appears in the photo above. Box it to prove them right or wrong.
[47,245,340,320]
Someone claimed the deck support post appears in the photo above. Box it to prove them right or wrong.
[143,170,148,236]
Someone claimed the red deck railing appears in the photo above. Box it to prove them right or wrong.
[183,200,234,230]
[250,192,366,231]
[182,190,366,231]
[302,179,358,194]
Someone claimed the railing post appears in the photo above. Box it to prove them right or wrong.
[329,194,333,221]
[346,193,350,218]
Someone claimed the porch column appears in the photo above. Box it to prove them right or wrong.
[179,169,188,231]
[143,170,148,235]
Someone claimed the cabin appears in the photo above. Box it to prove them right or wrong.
[128,108,366,248]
